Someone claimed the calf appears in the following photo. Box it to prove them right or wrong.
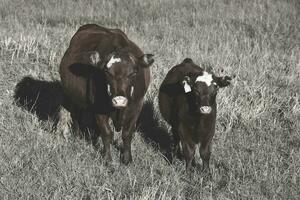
[59,24,154,164]
[158,58,232,172]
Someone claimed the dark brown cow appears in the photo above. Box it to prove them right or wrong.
[158,58,232,172]
[59,24,154,164]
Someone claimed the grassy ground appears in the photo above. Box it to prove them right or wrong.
[0,0,300,199]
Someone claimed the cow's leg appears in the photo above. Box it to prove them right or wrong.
[200,140,212,173]
[120,127,134,165]
[120,101,143,165]
[95,115,113,162]
[80,111,99,147]
[70,111,81,137]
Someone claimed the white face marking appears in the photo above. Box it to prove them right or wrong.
[182,80,191,93]
[130,86,134,97]
[107,84,111,95]
[107,55,121,68]
[195,71,213,86]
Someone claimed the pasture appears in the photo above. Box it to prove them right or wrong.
[0,0,299,199]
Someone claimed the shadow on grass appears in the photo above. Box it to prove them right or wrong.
[13,76,64,128]
[137,101,173,163]
[13,77,174,161]
[13,76,99,143]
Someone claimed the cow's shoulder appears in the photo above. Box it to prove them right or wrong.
[77,24,103,32]
[76,24,127,39]
[108,28,127,38]
[75,25,134,50]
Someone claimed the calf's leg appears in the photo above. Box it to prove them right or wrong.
[200,140,212,172]
[179,124,196,172]
[182,141,196,173]
[170,102,182,161]
[120,127,134,165]
[171,126,183,161]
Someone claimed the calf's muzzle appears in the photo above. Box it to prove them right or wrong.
[200,106,212,114]
[112,96,128,108]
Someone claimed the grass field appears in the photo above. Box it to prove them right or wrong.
[0,0,300,199]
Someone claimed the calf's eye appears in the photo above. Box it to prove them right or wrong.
[194,90,200,96]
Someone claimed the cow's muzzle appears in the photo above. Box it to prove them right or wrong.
[199,106,212,114]
[112,96,128,108]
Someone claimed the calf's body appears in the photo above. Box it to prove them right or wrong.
[159,58,231,171]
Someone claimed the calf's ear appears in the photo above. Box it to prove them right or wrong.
[214,75,232,88]
[139,54,154,68]
[159,76,192,96]
[182,76,192,93]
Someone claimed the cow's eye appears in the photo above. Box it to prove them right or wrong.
[104,70,112,77]
[128,72,137,77]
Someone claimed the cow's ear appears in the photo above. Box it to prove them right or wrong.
[139,54,154,68]
[69,51,102,76]
[89,51,101,66]
[182,76,192,93]
[87,50,108,70]
[213,75,232,88]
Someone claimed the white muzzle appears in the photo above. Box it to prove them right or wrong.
[112,96,128,108]
[200,106,212,114]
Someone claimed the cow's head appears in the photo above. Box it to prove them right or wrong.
[182,71,232,114]
[90,51,154,109]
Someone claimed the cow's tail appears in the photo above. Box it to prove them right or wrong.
[13,76,65,124]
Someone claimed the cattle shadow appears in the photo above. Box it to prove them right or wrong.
[137,101,173,163]
[13,76,99,144]
[13,77,174,161]
[13,76,64,130]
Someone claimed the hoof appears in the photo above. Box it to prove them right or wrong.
[120,151,132,165]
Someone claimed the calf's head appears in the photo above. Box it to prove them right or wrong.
[90,51,154,109]
[182,71,232,114]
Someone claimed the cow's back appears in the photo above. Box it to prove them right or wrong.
[158,61,202,124]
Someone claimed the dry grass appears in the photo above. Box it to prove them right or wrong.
[0,0,300,199]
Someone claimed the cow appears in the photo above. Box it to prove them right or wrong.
[59,24,154,164]
[158,58,232,172]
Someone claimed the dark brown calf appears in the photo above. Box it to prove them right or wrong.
[59,24,154,164]
[158,58,231,172]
